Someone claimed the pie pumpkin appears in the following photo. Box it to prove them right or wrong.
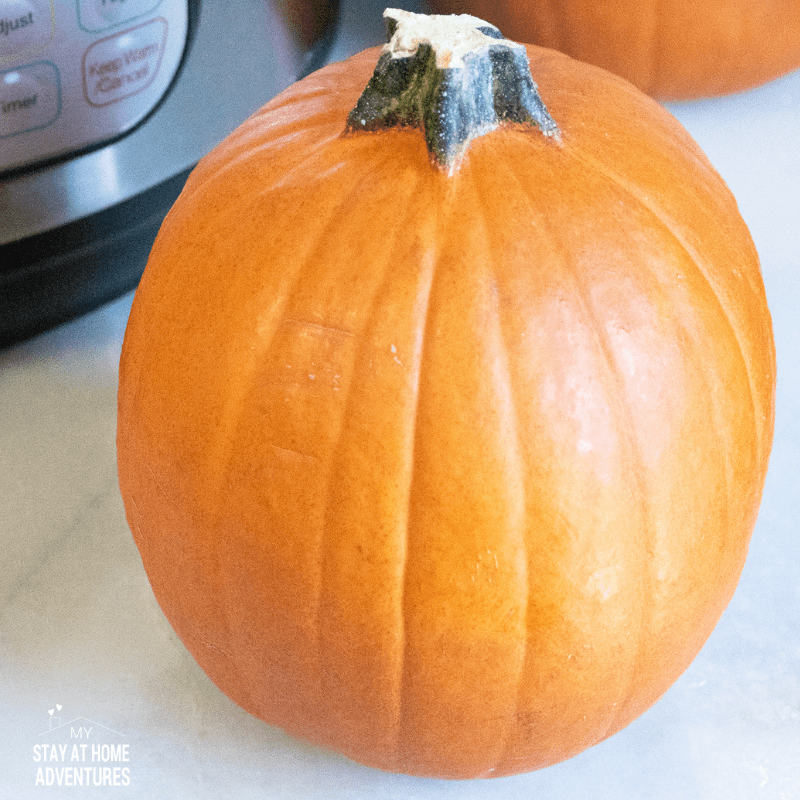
[117,10,775,779]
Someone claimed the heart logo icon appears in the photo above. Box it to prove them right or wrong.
[48,709,54,716]
[57,705,62,711]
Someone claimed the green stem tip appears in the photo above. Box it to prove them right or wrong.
[346,8,561,172]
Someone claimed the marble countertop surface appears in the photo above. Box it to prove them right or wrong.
[2,2,799,797]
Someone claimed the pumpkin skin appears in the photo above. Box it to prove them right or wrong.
[117,37,776,779]
[428,0,800,99]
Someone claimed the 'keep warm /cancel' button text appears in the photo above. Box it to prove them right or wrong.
[82,17,166,107]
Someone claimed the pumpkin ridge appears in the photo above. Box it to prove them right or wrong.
[393,185,457,772]
[565,146,766,470]
[193,154,407,722]
[500,151,658,738]
[573,151,773,680]
[645,280,739,588]
[393,222,439,772]
[178,85,353,210]
[191,124,334,206]
[563,242,654,740]
[465,156,535,775]
[200,157,383,498]
[567,285,656,739]
[315,164,435,768]
[493,335,535,770]
[305,155,425,681]
[480,269,530,777]
[191,262,318,717]
[393,166,534,776]
[477,154,544,774]
[554,143,770,725]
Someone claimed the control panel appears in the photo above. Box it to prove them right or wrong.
[1,0,189,173]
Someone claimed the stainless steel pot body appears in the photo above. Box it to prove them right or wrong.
[1,0,339,347]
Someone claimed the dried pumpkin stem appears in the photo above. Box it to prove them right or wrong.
[346,8,561,172]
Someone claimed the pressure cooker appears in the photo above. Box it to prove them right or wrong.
[0,0,340,348]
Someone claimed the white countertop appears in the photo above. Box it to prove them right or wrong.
[2,2,799,797]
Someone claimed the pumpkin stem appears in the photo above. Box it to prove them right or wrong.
[345,8,560,172]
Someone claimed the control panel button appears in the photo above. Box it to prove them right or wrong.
[0,0,54,58]
[0,60,59,137]
[0,0,187,173]
[82,16,165,107]
[78,0,163,32]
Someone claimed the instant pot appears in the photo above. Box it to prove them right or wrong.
[0,0,340,348]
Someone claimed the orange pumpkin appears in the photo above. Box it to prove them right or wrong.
[117,10,775,779]
[428,0,800,99]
